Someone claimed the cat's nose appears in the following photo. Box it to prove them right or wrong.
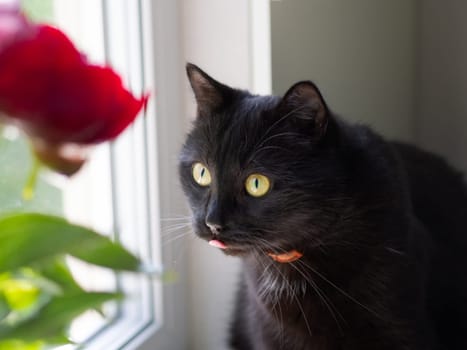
[206,221,223,235]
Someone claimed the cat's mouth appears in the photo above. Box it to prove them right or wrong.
[208,239,303,263]
[208,239,249,256]
[208,239,227,249]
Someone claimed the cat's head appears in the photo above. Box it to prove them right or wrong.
[179,64,342,259]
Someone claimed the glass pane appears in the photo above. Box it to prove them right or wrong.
[21,0,55,23]
[2,0,59,217]
[3,1,118,347]
[0,128,63,215]
[2,1,157,347]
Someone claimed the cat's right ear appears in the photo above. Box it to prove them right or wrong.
[186,63,231,116]
[278,81,329,140]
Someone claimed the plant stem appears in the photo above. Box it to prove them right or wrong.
[22,156,41,201]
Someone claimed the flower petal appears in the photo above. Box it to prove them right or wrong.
[0,26,83,118]
[0,22,148,145]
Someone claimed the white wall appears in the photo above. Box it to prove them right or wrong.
[182,1,252,349]
[271,0,417,141]
[415,0,467,173]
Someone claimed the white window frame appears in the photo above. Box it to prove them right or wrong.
[53,0,187,349]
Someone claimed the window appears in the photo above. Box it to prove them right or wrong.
[2,0,186,348]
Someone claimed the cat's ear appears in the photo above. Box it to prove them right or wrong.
[186,63,232,116]
[278,81,329,139]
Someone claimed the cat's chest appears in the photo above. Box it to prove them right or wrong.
[254,310,341,350]
[243,263,396,350]
[245,275,343,350]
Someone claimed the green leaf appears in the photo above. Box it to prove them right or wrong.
[71,239,140,271]
[0,292,122,342]
[0,295,10,322]
[0,279,40,311]
[37,259,83,294]
[0,339,44,350]
[0,273,58,331]
[0,213,141,272]
[13,269,62,297]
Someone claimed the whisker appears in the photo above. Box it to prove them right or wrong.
[253,248,286,348]
[296,259,384,320]
[161,227,192,239]
[170,233,196,268]
[256,105,309,146]
[294,293,313,338]
[160,216,192,222]
[162,222,192,229]
[290,261,346,334]
[275,293,285,349]
[163,224,191,231]
[256,131,303,149]
[162,230,191,245]
[254,240,317,338]
[385,247,406,256]
[255,239,348,333]
[249,132,303,163]
[268,252,313,338]
[250,145,295,159]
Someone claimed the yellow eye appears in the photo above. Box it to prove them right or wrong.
[192,163,212,186]
[245,174,270,197]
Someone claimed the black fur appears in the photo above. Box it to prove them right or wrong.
[179,63,467,350]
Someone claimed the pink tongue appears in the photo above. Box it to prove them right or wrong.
[209,239,227,249]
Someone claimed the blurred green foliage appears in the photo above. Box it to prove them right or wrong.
[0,3,154,349]
[0,213,144,349]
[20,0,54,23]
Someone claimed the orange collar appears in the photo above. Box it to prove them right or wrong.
[268,250,303,263]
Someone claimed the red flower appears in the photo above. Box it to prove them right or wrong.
[0,6,148,175]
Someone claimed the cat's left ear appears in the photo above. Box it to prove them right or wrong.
[278,81,329,139]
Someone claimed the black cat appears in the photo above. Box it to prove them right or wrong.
[179,63,467,350]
